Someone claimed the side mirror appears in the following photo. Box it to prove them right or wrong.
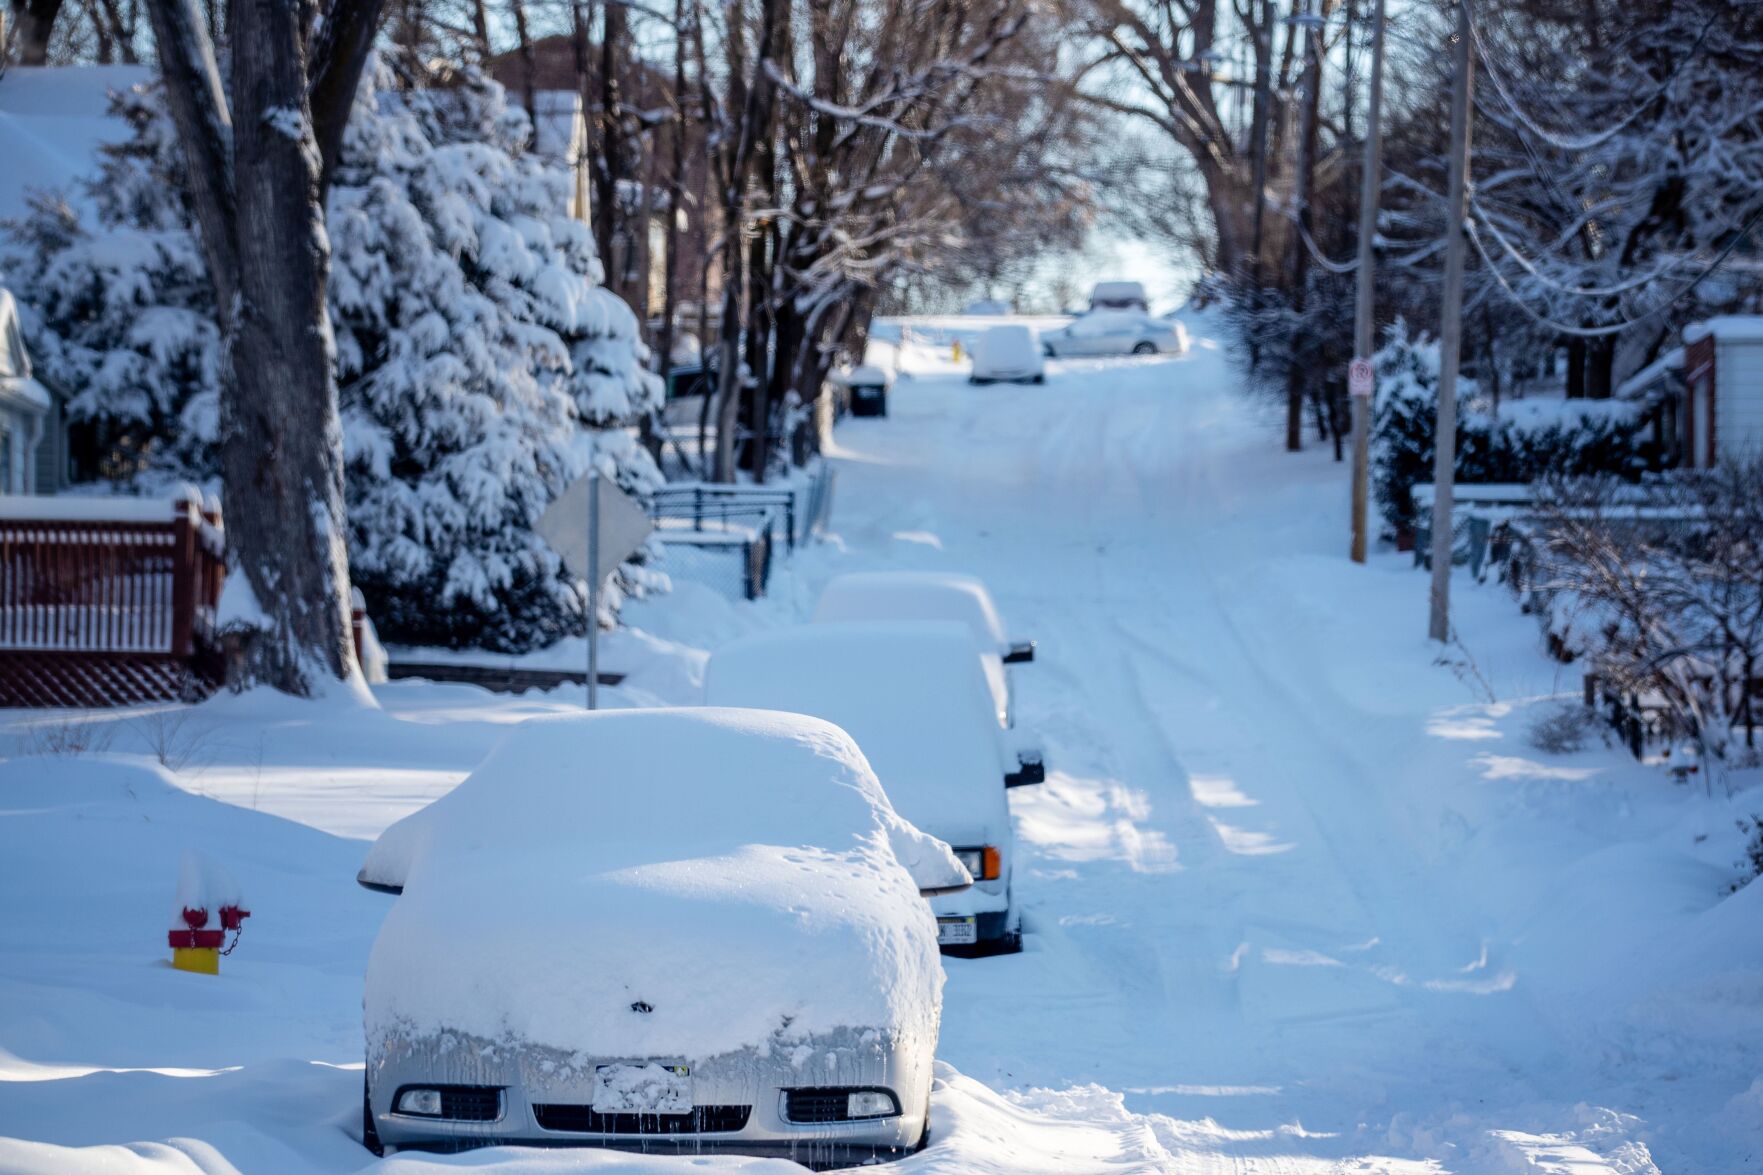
[887,820,973,897]
[1003,640,1036,665]
[1005,750,1045,788]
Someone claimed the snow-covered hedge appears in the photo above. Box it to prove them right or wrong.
[1,65,663,653]
[1371,322,1653,536]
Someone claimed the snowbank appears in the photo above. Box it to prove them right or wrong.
[363,708,948,1060]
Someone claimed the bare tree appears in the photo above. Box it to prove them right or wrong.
[145,0,384,695]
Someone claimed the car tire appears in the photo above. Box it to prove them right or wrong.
[362,1072,383,1156]
[1031,374,1045,385]
[1043,345,1056,358]
[1132,341,1157,355]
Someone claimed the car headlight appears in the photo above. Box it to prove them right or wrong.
[847,1090,899,1119]
[396,1088,443,1116]
[953,846,1000,881]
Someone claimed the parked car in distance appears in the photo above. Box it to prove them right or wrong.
[827,363,893,417]
[1089,280,1148,313]
[969,324,1046,384]
[812,570,1036,728]
[356,708,969,1164]
[706,622,1045,953]
[1040,312,1188,359]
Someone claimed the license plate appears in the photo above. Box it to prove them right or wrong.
[937,916,978,945]
[593,1063,692,1114]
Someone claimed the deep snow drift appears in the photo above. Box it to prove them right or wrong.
[1,319,1759,1173]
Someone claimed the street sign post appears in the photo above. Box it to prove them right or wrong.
[1348,357,1375,399]
[536,470,654,709]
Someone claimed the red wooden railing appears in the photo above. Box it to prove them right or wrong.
[0,498,225,657]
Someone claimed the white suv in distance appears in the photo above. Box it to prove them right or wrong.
[1040,312,1189,358]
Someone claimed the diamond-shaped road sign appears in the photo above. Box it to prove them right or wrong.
[536,472,654,584]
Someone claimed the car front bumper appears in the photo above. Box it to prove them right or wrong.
[368,1026,932,1165]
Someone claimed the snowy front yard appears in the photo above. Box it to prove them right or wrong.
[1,320,1758,1173]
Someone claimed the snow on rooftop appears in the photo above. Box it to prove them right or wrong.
[0,65,148,223]
[1616,346,1684,399]
[362,708,947,1059]
[1684,316,1763,344]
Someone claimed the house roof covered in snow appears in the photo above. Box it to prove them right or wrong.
[0,65,149,224]
[1616,345,1684,400]
[0,287,50,412]
[1684,316,1763,345]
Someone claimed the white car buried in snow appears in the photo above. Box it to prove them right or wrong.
[705,622,1045,953]
[1040,311,1188,358]
[812,570,1036,728]
[356,708,969,1165]
[968,324,1046,384]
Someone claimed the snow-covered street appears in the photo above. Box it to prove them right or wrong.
[1,320,1758,1173]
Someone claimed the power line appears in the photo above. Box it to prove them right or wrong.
[1465,204,1763,338]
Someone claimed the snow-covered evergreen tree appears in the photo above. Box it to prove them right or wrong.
[2,63,664,652]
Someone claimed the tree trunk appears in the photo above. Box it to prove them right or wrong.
[1284,0,1325,452]
[1587,336,1614,399]
[1566,336,1586,398]
[509,0,537,123]
[10,0,64,65]
[596,0,626,297]
[222,0,355,692]
[1247,0,1273,284]
[146,0,377,695]
[652,0,687,456]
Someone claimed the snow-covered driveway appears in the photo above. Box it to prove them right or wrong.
[0,321,1756,1173]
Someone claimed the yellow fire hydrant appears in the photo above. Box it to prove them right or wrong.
[170,902,248,974]
[952,339,963,363]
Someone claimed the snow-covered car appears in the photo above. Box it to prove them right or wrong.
[1040,312,1188,358]
[356,708,969,1163]
[705,622,1045,951]
[968,324,1046,384]
[812,570,1036,728]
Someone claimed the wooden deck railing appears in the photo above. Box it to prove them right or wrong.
[0,498,225,657]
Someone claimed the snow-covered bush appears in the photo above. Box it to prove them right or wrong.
[1528,463,1763,766]
[1371,322,1654,536]
[1526,701,1603,755]
[1,65,664,652]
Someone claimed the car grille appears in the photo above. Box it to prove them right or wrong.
[783,1088,894,1123]
[531,1104,751,1135]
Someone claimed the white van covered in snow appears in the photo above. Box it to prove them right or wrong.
[812,571,1036,728]
[969,324,1046,385]
[706,621,1044,951]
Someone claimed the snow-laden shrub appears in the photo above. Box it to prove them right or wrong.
[2,64,664,652]
[1371,322,1654,536]
[1526,701,1603,755]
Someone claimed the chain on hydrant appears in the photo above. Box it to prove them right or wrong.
[169,901,250,975]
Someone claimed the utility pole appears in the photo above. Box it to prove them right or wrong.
[1429,0,1474,641]
[1348,0,1387,563]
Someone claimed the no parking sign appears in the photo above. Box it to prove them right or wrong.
[1348,358,1375,398]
